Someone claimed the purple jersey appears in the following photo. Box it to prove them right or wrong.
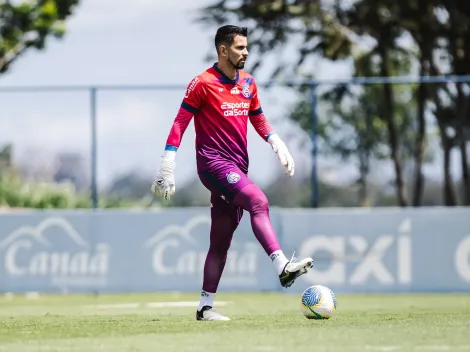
[165,64,273,174]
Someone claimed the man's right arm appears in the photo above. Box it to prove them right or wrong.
[164,75,205,151]
[152,76,205,200]
[164,107,194,152]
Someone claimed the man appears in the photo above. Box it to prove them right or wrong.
[151,25,314,321]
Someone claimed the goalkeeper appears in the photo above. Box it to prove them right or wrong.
[152,25,314,321]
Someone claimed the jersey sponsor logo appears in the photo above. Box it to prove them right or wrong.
[184,77,200,98]
[242,83,251,98]
[226,171,241,184]
[221,102,249,117]
[230,87,240,94]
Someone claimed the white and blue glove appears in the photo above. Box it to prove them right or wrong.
[151,150,176,200]
[268,134,295,177]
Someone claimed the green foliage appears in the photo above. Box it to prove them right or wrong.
[0,0,80,72]
[0,172,88,208]
[0,172,132,209]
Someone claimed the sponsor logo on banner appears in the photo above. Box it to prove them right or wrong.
[144,216,259,287]
[298,218,413,286]
[455,235,470,282]
[0,217,110,289]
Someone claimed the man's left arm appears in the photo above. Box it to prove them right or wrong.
[248,81,295,177]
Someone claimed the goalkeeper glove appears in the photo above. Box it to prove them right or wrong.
[151,150,176,200]
[268,134,295,177]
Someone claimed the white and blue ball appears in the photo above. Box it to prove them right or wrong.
[300,285,337,319]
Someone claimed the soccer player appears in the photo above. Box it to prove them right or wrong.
[151,25,314,321]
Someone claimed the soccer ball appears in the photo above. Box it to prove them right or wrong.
[300,285,337,319]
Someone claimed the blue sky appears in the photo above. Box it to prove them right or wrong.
[0,0,459,192]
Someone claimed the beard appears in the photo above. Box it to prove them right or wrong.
[236,60,245,69]
[229,57,246,69]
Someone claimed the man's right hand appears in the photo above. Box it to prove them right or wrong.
[151,151,176,200]
[151,173,175,201]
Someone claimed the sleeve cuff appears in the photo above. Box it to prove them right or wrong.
[249,107,263,116]
[165,145,178,151]
[181,101,198,114]
[266,132,277,142]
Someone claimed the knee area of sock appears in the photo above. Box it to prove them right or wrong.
[209,244,230,258]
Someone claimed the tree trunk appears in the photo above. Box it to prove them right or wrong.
[380,48,408,206]
[357,110,372,207]
[358,154,369,207]
[413,79,426,207]
[458,135,470,205]
[447,0,470,205]
[358,176,368,207]
[428,62,458,206]
[410,1,432,207]
[457,86,470,205]
[438,122,458,206]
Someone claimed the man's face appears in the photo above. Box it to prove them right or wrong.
[224,35,249,69]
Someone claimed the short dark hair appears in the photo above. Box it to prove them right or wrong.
[214,25,248,55]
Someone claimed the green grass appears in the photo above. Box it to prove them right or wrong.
[0,292,469,352]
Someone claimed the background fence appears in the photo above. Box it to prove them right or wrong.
[1,75,470,209]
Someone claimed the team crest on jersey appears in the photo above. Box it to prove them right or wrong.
[227,171,241,184]
[242,83,251,98]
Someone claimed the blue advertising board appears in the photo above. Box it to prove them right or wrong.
[0,207,469,294]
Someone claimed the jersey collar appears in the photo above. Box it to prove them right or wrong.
[213,63,239,85]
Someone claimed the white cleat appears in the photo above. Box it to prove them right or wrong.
[279,253,313,288]
[196,306,230,321]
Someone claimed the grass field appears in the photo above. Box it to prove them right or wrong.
[1,292,469,352]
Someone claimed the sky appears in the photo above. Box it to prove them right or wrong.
[0,0,462,193]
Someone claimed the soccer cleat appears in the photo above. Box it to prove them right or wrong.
[279,252,313,288]
[196,306,230,321]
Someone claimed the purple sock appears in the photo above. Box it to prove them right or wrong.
[233,183,281,256]
[202,196,242,293]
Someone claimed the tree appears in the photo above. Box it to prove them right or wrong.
[401,0,470,206]
[196,0,470,206]
[288,83,389,207]
[196,0,346,79]
[332,0,412,206]
[106,171,153,200]
[0,0,80,73]
[196,0,412,206]
[53,152,88,191]
[398,0,437,206]
[0,143,12,172]
[444,1,470,205]
[322,86,389,207]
